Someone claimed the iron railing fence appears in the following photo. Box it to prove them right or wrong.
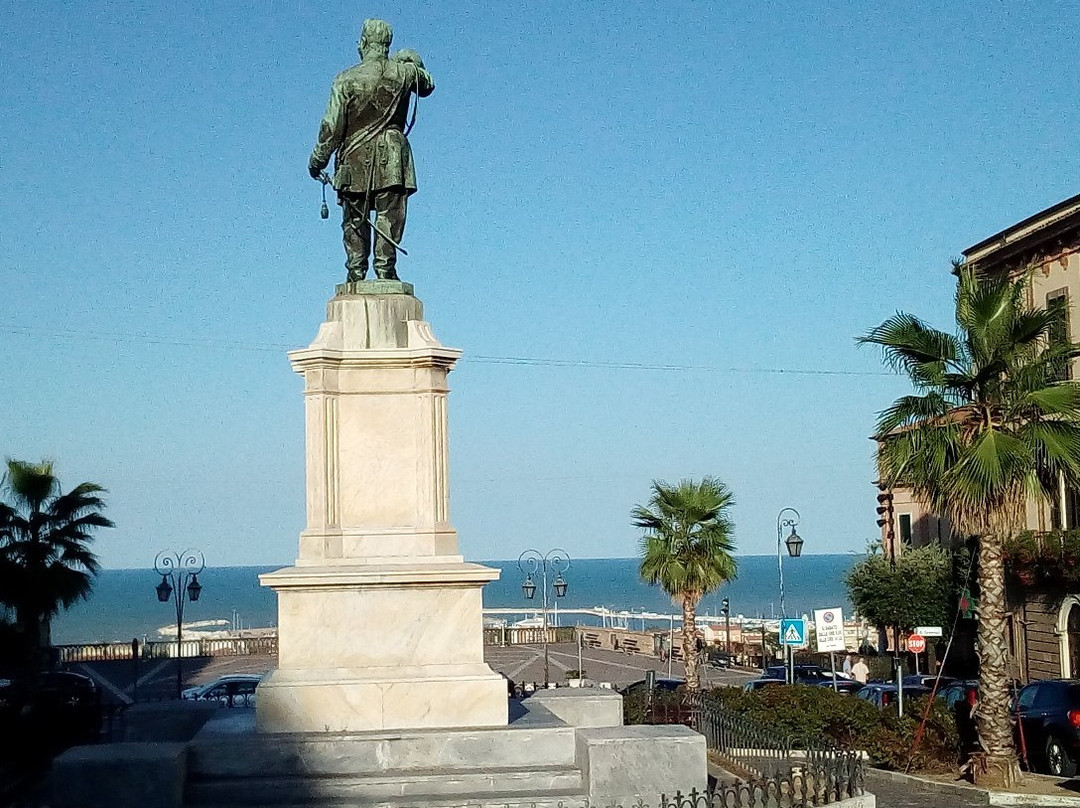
[663,775,864,808]
[695,701,865,807]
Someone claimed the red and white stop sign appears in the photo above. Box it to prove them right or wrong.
[907,634,926,654]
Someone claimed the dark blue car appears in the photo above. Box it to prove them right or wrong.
[1014,679,1080,776]
[855,682,931,709]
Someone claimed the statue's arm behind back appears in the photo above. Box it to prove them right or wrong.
[309,78,348,173]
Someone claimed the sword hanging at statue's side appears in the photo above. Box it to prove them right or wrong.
[317,172,409,256]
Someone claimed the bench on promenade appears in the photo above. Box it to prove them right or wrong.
[581,632,603,648]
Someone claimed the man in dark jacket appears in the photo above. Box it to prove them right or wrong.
[309,20,435,281]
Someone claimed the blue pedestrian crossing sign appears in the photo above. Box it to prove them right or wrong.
[780,618,808,648]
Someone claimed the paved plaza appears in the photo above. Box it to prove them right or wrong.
[77,641,756,704]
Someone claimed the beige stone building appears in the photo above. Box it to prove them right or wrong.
[877,192,1080,682]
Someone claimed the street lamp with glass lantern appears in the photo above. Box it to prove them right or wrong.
[518,548,570,687]
[154,549,205,699]
[776,509,803,683]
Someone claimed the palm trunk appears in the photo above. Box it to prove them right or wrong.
[682,593,700,690]
[15,608,47,680]
[974,534,1021,787]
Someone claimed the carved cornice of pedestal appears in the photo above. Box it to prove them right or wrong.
[287,345,462,373]
[260,562,500,591]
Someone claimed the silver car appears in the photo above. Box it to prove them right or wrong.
[181,674,262,707]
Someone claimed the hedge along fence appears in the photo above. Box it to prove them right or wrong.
[707,686,961,773]
[623,684,960,773]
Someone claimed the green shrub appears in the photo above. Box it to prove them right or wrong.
[707,686,879,749]
[706,686,960,772]
[622,685,687,726]
[864,696,960,772]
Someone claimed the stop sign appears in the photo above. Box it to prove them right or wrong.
[907,633,927,654]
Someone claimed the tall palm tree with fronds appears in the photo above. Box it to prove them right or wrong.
[0,460,112,668]
[860,266,1080,787]
[634,477,737,691]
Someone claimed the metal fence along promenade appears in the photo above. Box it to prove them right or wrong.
[695,701,866,807]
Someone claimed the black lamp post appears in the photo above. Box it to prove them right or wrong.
[518,548,571,686]
[154,549,205,699]
[776,509,803,684]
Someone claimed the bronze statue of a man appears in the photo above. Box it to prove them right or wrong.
[309,20,435,282]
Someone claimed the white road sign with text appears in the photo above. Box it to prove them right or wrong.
[814,608,846,653]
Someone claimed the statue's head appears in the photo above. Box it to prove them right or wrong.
[358,19,393,58]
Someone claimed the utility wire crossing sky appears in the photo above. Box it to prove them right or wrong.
[1,1,1077,567]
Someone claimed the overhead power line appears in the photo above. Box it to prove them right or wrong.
[0,323,893,378]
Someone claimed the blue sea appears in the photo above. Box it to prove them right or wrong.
[50,554,859,645]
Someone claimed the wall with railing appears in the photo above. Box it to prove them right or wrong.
[54,636,278,663]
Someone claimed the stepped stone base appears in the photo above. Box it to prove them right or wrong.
[182,691,705,808]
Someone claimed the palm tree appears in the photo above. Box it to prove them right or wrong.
[0,460,112,668]
[860,266,1080,787]
[634,476,737,690]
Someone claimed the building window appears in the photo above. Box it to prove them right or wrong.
[898,514,913,547]
[1067,486,1080,530]
[1047,289,1071,381]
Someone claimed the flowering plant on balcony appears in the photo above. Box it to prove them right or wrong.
[1003,530,1080,591]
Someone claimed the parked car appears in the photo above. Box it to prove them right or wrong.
[619,677,685,699]
[818,673,864,695]
[760,665,860,692]
[762,664,830,682]
[182,674,263,707]
[902,674,956,690]
[0,670,102,753]
[1013,679,1080,776]
[706,649,733,669]
[742,677,785,692]
[855,682,931,709]
[937,679,979,711]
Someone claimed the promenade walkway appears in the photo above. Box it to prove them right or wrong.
[75,641,757,703]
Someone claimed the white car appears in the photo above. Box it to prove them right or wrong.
[181,674,262,707]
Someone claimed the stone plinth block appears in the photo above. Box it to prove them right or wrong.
[288,292,463,565]
[576,725,707,804]
[258,561,508,732]
[527,688,624,728]
[51,742,187,808]
[256,667,508,733]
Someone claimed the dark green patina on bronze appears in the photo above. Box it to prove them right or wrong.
[309,19,434,285]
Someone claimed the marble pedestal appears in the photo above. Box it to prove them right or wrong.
[257,281,508,733]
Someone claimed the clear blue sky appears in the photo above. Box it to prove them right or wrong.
[1,1,1077,569]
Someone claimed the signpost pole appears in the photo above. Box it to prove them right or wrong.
[760,615,767,672]
[895,657,904,717]
[830,651,838,692]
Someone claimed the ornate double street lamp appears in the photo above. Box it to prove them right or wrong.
[154,549,205,699]
[518,548,570,687]
[776,508,804,684]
